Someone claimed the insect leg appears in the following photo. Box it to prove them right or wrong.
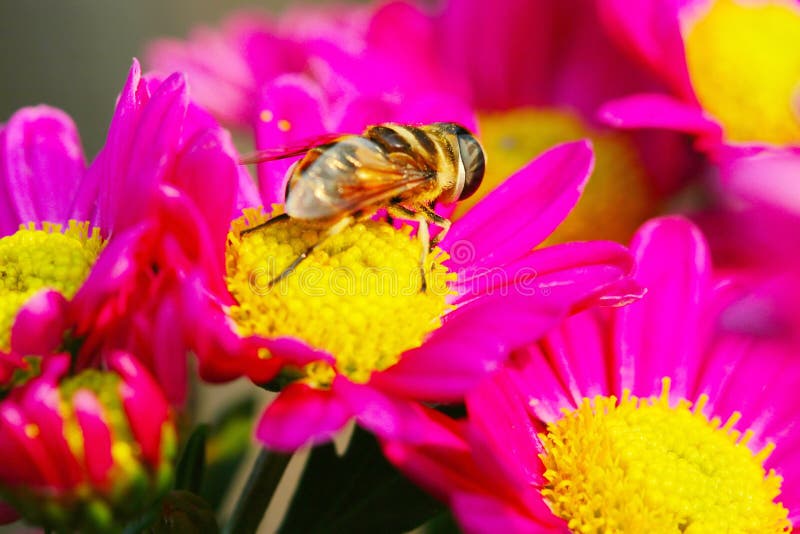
[386,205,431,292]
[268,216,354,288]
[419,205,452,247]
[240,213,290,236]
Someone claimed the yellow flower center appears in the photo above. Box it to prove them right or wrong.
[456,108,656,245]
[226,209,454,386]
[540,378,790,533]
[684,0,800,145]
[0,222,103,351]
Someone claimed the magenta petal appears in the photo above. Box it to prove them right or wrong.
[262,337,335,367]
[21,377,83,488]
[172,127,238,260]
[0,405,57,486]
[256,382,351,451]
[372,292,567,403]
[613,216,710,398]
[465,373,546,488]
[254,76,328,206]
[111,72,189,233]
[722,149,800,216]
[599,94,722,140]
[0,105,87,237]
[153,293,188,406]
[111,352,170,466]
[454,240,636,307]
[450,492,560,534]
[443,141,594,272]
[10,289,69,355]
[335,378,465,447]
[73,390,114,486]
[596,0,692,96]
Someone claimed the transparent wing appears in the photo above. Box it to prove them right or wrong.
[285,136,434,219]
[238,132,345,165]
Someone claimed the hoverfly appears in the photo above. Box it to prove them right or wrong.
[240,122,486,290]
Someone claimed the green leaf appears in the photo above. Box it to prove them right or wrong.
[278,427,445,534]
[200,396,257,511]
[175,424,208,493]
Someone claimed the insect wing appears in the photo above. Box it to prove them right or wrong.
[285,136,432,219]
[238,132,345,165]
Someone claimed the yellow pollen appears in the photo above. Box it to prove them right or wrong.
[684,0,800,144]
[226,209,454,386]
[539,378,790,533]
[260,109,274,123]
[456,108,656,245]
[277,119,292,132]
[24,423,39,439]
[0,221,103,351]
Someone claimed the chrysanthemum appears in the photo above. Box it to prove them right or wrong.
[147,1,698,242]
[190,140,641,451]
[0,60,253,403]
[383,216,799,532]
[0,352,175,532]
[598,0,800,154]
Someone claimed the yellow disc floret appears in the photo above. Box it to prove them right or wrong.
[226,209,454,386]
[0,221,103,351]
[539,378,790,533]
[684,0,800,144]
[456,108,656,245]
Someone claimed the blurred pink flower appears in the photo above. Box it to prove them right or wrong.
[148,3,476,208]
[384,217,798,532]
[190,140,642,452]
[0,60,254,403]
[598,0,800,156]
[0,352,176,532]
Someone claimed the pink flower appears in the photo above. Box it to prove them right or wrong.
[192,140,642,452]
[598,0,800,156]
[0,60,253,403]
[0,352,176,532]
[147,3,475,208]
[383,217,798,532]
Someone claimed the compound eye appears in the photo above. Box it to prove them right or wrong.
[456,133,485,201]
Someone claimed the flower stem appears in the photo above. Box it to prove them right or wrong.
[224,448,292,534]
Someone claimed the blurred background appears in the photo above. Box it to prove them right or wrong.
[0,0,355,156]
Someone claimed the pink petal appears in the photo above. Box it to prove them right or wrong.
[20,377,83,488]
[465,374,546,488]
[371,292,567,403]
[442,141,594,273]
[110,71,189,233]
[111,352,170,467]
[254,76,328,206]
[334,378,465,447]
[92,59,150,233]
[73,390,114,487]
[171,127,239,262]
[722,149,800,216]
[10,289,69,356]
[599,93,722,140]
[453,240,636,306]
[0,405,57,486]
[0,105,87,236]
[450,492,561,534]
[255,382,351,452]
[613,216,710,398]
[153,292,188,406]
[596,0,693,96]
[262,337,335,367]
